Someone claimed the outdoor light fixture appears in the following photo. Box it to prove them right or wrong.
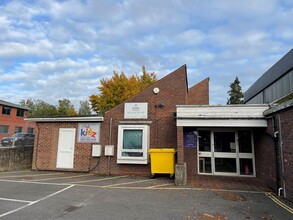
[153,87,160,94]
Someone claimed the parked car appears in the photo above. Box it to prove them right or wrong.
[1,133,34,147]
[1,136,14,146]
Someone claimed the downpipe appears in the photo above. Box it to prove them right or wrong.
[277,114,286,198]
[108,118,113,176]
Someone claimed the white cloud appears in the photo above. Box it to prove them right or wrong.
[0,0,293,108]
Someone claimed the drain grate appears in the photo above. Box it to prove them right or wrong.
[63,206,81,213]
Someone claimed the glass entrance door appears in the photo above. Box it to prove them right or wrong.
[213,131,237,175]
[198,130,212,174]
[197,129,255,176]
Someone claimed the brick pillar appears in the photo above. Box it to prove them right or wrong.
[175,126,187,185]
[176,126,184,164]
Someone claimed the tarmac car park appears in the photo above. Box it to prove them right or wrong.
[0,170,292,219]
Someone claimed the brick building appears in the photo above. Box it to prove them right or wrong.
[0,100,36,140]
[99,65,209,176]
[174,49,293,201]
[244,48,293,202]
[255,101,293,202]
[27,57,292,202]
[28,65,209,176]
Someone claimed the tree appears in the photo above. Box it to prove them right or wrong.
[57,99,77,116]
[227,76,244,104]
[89,66,157,113]
[20,99,58,117]
[78,100,92,115]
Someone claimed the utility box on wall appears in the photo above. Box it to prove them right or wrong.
[92,144,101,157]
[105,145,114,156]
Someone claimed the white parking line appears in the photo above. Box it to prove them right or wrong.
[102,178,161,188]
[0,178,71,186]
[68,175,128,184]
[0,170,32,174]
[0,172,64,178]
[0,185,74,218]
[0,198,33,203]
[30,173,93,182]
[147,183,174,188]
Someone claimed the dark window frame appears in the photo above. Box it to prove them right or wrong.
[27,128,34,134]
[14,126,22,133]
[16,109,25,117]
[2,106,11,115]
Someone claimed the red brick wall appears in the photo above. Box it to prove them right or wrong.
[280,107,293,202]
[184,77,209,181]
[188,78,209,105]
[0,105,37,140]
[255,106,293,202]
[32,122,97,172]
[31,65,210,177]
[254,127,276,188]
[99,65,190,175]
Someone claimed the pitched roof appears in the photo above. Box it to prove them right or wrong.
[0,99,30,110]
[244,48,293,102]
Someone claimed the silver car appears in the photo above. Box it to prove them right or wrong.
[1,133,34,147]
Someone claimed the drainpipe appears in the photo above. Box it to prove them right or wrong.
[277,114,286,198]
[272,117,280,192]
[107,118,113,175]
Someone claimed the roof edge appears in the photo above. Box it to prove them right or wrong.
[25,116,104,122]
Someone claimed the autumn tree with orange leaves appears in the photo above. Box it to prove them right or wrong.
[89,66,157,114]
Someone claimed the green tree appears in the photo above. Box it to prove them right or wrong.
[57,99,77,116]
[227,76,244,104]
[20,99,58,117]
[89,66,157,113]
[78,100,92,115]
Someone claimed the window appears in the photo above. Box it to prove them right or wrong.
[0,125,9,134]
[214,132,235,153]
[15,127,22,133]
[27,128,34,134]
[117,124,150,164]
[17,109,25,117]
[238,130,252,153]
[2,106,11,115]
[198,129,255,176]
[199,130,210,152]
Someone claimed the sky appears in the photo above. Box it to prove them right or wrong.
[0,0,293,110]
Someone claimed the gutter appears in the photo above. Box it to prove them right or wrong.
[25,116,104,122]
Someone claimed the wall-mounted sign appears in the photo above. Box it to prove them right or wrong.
[78,123,100,143]
[124,103,148,119]
[184,130,197,148]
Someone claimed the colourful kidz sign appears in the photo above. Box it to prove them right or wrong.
[78,123,100,143]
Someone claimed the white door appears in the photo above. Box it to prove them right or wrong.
[56,128,76,169]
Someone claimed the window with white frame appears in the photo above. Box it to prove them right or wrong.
[198,129,255,177]
[117,124,150,164]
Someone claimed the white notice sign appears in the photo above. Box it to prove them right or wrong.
[124,103,148,119]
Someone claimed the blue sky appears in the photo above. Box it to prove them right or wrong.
[0,0,293,109]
